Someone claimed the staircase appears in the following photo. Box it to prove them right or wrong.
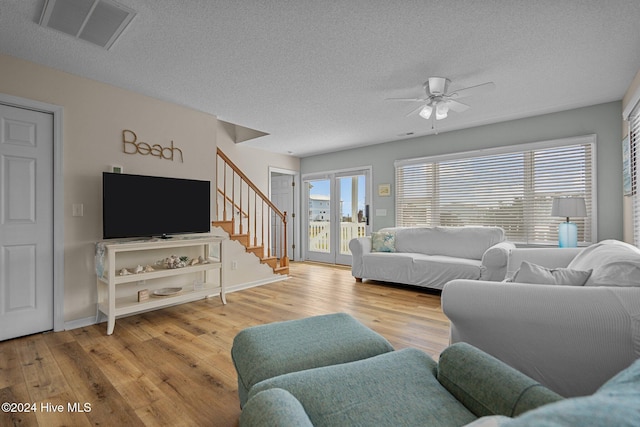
[212,148,289,276]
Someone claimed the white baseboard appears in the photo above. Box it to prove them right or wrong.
[64,315,98,331]
[226,275,289,294]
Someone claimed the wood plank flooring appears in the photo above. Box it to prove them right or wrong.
[0,262,449,427]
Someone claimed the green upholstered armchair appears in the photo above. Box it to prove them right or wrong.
[239,342,564,426]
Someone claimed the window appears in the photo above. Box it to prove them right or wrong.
[395,136,596,245]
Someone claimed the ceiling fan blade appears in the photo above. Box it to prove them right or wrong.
[448,82,495,99]
[385,97,427,102]
[446,100,470,113]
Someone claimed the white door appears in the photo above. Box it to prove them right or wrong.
[335,171,370,265]
[0,104,54,341]
[270,173,295,260]
[305,177,333,263]
[304,168,371,265]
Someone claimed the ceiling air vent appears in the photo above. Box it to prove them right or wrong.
[39,0,136,50]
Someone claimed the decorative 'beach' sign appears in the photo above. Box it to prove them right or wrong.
[122,129,184,162]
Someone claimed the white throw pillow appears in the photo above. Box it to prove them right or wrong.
[568,240,640,287]
[512,261,592,286]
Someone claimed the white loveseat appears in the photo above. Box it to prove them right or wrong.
[349,226,514,290]
[442,239,640,398]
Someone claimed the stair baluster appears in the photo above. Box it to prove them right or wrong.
[213,148,289,275]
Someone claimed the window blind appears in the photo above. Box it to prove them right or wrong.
[395,137,595,245]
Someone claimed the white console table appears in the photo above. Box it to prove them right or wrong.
[96,235,226,335]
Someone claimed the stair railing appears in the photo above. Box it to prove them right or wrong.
[216,148,289,271]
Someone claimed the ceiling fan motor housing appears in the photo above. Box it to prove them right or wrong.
[426,77,450,95]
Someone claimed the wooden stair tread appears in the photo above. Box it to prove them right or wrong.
[211,220,234,234]
[212,225,282,274]
[274,266,289,275]
[261,257,278,269]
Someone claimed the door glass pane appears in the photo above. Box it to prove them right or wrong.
[338,175,367,255]
[307,179,331,253]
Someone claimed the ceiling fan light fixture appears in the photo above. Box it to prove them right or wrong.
[386,76,495,123]
[435,102,449,120]
[419,104,433,120]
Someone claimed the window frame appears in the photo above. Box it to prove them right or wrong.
[629,106,640,245]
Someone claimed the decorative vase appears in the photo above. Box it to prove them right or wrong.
[558,221,578,248]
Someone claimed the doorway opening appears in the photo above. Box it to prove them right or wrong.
[269,167,298,262]
[303,167,371,265]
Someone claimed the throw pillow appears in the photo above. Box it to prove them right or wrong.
[495,358,640,427]
[371,231,395,253]
[512,261,592,286]
[584,261,640,287]
[567,239,640,287]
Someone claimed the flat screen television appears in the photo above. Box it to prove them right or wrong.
[102,172,211,239]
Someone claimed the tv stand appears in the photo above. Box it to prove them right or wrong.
[95,235,225,335]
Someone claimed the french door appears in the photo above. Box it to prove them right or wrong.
[304,168,371,265]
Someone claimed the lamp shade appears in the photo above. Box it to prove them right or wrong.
[435,102,449,120]
[419,104,433,119]
[551,197,587,218]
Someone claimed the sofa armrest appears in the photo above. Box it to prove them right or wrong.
[437,342,562,418]
[349,237,371,279]
[240,388,314,427]
[480,241,516,281]
[505,247,581,279]
[442,280,640,397]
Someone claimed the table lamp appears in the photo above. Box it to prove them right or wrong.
[551,197,586,247]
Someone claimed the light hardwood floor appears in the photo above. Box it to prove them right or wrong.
[0,262,450,427]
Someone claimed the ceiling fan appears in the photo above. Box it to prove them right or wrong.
[387,77,495,121]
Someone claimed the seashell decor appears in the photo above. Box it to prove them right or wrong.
[159,255,190,269]
[117,255,210,276]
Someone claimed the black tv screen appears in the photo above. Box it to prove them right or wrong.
[102,172,211,239]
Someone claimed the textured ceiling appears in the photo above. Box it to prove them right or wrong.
[1,1,639,157]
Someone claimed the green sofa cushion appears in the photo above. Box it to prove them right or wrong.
[248,347,478,427]
[232,313,394,406]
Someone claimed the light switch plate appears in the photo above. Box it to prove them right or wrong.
[72,203,84,217]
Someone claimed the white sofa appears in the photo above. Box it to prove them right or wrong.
[349,226,514,290]
[442,239,640,398]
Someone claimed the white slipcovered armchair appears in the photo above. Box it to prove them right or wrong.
[441,240,640,398]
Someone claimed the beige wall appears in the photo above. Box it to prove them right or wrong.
[216,121,300,189]
[622,68,640,243]
[0,53,299,324]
